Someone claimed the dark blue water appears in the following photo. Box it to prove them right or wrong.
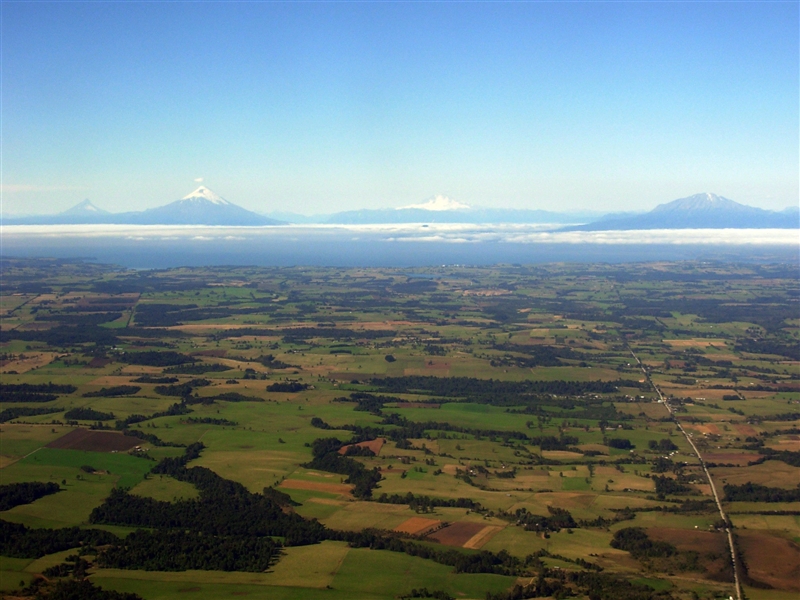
[4,230,798,268]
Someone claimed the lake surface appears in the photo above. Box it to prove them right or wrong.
[3,224,798,268]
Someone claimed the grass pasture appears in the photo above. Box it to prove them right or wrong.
[130,475,199,502]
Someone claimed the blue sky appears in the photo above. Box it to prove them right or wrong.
[2,1,798,215]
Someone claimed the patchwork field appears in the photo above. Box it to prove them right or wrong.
[1,259,798,600]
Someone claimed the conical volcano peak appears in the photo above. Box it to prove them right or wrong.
[181,186,230,205]
[651,192,743,213]
[61,199,109,215]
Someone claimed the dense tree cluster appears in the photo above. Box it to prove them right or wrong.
[753,448,800,467]
[735,338,800,361]
[0,382,76,403]
[0,519,118,558]
[653,475,693,497]
[122,351,195,366]
[303,437,382,498]
[723,482,800,502]
[610,527,677,559]
[375,492,483,512]
[64,407,115,421]
[133,303,265,327]
[334,391,404,413]
[0,406,61,423]
[82,385,141,398]
[90,443,326,545]
[256,354,294,369]
[533,435,580,451]
[0,481,61,511]
[163,363,232,374]
[184,417,238,426]
[43,555,91,578]
[97,529,282,572]
[369,376,639,405]
[648,439,678,452]
[1,325,119,346]
[154,378,211,396]
[267,381,309,392]
[488,343,578,368]
[514,506,577,533]
[606,438,635,450]
[650,457,676,473]
[36,312,121,326]
[131,375,178,384]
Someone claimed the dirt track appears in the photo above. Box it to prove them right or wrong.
[462,525,502,550]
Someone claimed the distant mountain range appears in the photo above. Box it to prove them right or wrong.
[4,189,797,229]
[322,195,604,224]
[560,193,798,231]
[5,187,283,226]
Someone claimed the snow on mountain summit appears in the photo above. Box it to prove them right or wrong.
[401,195,470,211]
[651,192,744,213]
[181,186,231,206]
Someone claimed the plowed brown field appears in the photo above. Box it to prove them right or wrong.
[738,531,800,591]
[47,429,141,452]
[427,521,486,547]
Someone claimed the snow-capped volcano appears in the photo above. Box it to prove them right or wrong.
[3,186,284,225]
[651,192,741,213]
[562,192,798,231]
[401,195,470,211]
[180,186,232,206]
[131,186,280,225]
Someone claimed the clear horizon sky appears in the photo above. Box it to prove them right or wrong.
[2,1,798,216]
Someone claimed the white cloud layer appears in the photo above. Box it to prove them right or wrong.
[1,223,797,246]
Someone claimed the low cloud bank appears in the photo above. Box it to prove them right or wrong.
[2,223,797,246]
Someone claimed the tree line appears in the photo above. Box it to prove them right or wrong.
[83,385,141,398]
[0,406,61,423]
[0,382,76,403]
[369,376,641,404]
[724,482,800,503]
[0,482,61,511]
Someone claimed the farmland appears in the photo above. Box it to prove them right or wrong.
[0,257,798,600]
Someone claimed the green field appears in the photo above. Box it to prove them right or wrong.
[1,259,798,600]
